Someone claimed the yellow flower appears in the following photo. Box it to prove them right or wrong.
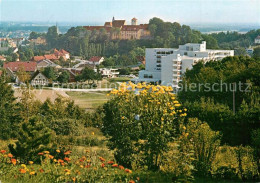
[30,171,36,175]
[174,104,181,107]
[29,161,34,165]
[161,117,164,121]
[21,164,26,168]
[121,116,125,120]
[56,150,61,153]
[91,132,95,135]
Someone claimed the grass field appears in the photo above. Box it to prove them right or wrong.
[66,91,110,111]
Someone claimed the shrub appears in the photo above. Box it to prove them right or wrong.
[185,118,222,176]
[102,82,187,170]
[8,116,53,163]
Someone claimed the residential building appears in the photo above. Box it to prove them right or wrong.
[31,71,49,86]
[37,59,60,69]
[87,56,104,65]
[3,61,37,80]
[54,49,70,60]
[134,41,234,88]
[97,68,119,78]
[255,36,260,44]
[84,17,151,40]
[29,37,47,45]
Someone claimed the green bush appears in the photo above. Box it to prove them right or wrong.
[185,118,222,176]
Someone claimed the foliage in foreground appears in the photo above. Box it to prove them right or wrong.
[0,150,138,183]
[102,82,187,170]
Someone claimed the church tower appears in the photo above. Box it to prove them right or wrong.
[131,17,137,25]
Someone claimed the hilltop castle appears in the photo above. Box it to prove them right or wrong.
[84,17,151,40]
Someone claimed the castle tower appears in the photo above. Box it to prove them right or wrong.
[131,17,137,25]
[112,16,115,22]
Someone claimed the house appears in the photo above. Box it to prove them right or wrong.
[37,59,60,69]
[29,37,47,45]
[30,70,49,86]
[255,36,260,44]
[0,55,6,61]
[54,49,70,60]
[95,68,119,78]
[133,41,234,89]
[32,54,59,62]
[88,56,104,65]
[3,61,37,81]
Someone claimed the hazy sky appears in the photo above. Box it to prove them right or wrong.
[0,0,260,25]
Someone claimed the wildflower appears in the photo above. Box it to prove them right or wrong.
[11,158,17,165]
[21,164,26,168]
[118,165,124,170]
[112,164,118,167]
[129,180,135,183]
[39,169,44,173]
[64,150,72,155]
[64,157,71,162]
[91,132,95,135]
[107,161,114,164]
[0,150,6,154]
[8,153,13,158]
[29,161,34,165]
[101,163,105,168]
[174,103,181,107]
[43,151,50,154]
[121,116,125,120]
[80,165,84,168]
[125,169,132,173]
[30,171,36,175]
[19,169,27,173]
[38,152,44,156]
[72,177,76,182]
[99,157,105,162]
[58,159,64,163]
[48,155,54,159]
[56,149,61,153]
[137,177,140,181]
[161,117,164,121]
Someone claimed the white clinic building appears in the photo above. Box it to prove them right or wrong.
[134,41,234,88]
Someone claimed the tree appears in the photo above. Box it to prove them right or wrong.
[57,70,70,83]
[43,67,57,81]
[46,26,58,48]
[0,74,17,139]
[8,116,53,163]
[253,47,260,59]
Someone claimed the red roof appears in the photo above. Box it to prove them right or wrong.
[32,56,45,62]
[4,61,37,72]
[44,54,59,60]
[89,56,103,62]
[112,20,125,28]
[54,49,69,56]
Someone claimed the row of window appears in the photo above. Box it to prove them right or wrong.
[144,74,153,78]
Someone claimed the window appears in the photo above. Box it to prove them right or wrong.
[184,52,187,55]
[144,74,148,78]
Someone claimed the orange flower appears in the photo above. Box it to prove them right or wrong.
[72,177,76,182]
[19,169,26,173]
[107,161,114,164]
[58,159,64,163]
[48,155,54,159]
[64,151,72,155]
[112,164,118,167]
[43,151,50,154]
[8,153,13,158]
[56,149,61,153]
[0,150,6,154]
[137,177,140,181]
[99,157,105,162]
[38,152,44,156]
[129,180,135,183]
[64,157,71,162]
[101,163,105,168]
[29,161,34,165]
[39,168,44,173]
[85,165,91,168]
[11,158,17,165]
[118,165,124,170]
[125,169,132,173]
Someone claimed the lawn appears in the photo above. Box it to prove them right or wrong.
[66,91,110,111]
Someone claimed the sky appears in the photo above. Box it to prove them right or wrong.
[0,0,260,25]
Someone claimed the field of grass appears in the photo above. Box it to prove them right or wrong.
[66,91,110,111]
